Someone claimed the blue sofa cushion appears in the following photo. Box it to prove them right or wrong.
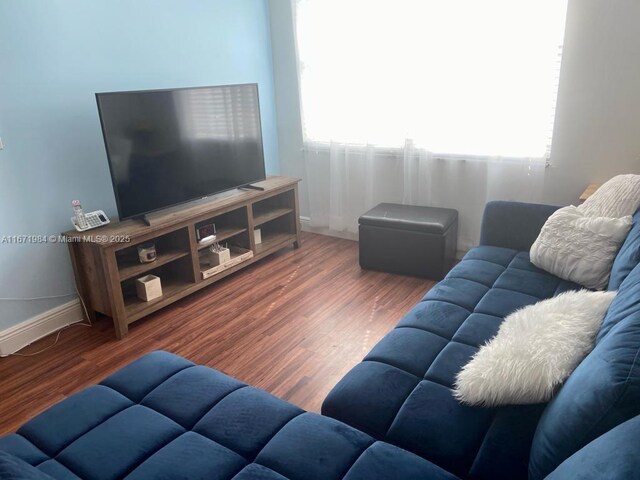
[0,435,48,466]
[323,246,579,479]
[546,414,640,480]
[598,253,640,342]
[16,385,133,456]
[125,431,246,480]
[255,413,374,480]
[609,209,640,290]
[479,201,560,252]
[529,261,640,479]
[57,405,186,480]
[31,460,79,480]
[0,351,461,480]
[343,442,458,480]
[193,386,304,459]
[0,450,54,480]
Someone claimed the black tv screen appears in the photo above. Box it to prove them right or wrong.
[96,84,266,220]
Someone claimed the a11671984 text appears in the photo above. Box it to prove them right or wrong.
[1,235,131,244]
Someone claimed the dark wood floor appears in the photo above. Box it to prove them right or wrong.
[0,232,433,436]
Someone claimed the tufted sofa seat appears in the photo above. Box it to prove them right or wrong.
[322,245,580,479]
[0,351,458,480]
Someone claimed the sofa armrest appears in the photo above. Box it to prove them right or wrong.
[479,201,560,252]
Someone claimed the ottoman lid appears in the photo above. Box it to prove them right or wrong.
[359,203,458,234]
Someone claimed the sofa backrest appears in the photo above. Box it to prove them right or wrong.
[528,260,640,480]
[545,414,640,479]
[608,209,640,291]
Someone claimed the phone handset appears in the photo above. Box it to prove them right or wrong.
[71,200,110,232]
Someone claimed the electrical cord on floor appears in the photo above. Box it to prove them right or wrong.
[10,287,93,357]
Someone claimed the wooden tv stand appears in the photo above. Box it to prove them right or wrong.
[64,176,301,338]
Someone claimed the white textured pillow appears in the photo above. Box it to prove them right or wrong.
[578,174,640,218]
[530,206,631,290]
[530,174,640,290]
[454,290,616,407]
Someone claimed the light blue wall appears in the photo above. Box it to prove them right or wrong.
[0,0,279,329]
[267,0,308,217]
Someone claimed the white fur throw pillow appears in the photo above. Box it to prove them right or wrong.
[530,206,632,290]
[454,290,616,407]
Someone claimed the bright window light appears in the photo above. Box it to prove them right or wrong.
[295,0,568,159]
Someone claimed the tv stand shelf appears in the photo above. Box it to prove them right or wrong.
[118,249,190,281]
[64,176,301,338]
[253,207,294,226]
[197,226,247,249]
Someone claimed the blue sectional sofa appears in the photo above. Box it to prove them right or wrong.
[1,201,639,480]
[324,201,640,479]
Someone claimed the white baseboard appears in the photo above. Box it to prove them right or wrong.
[300,215,468,259]
[0,299,84,357]
[299,216,359,241]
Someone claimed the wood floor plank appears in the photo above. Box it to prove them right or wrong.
[0,232,433,435]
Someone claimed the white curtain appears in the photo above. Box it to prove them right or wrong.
[305,142,545,252]
[295,0,566,251]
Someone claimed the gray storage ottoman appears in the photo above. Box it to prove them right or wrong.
[359,203,458,279]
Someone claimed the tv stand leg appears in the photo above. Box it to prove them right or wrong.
[112,315,128,339]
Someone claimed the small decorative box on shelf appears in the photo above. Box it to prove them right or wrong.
[136,274,163,302]
[207,247,231,266]
[200,247,254,280]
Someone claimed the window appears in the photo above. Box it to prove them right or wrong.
[295,0,568,159]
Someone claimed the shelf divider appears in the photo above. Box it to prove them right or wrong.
[118,249,190,281]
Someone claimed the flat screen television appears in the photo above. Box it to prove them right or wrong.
[96,84,266,220]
